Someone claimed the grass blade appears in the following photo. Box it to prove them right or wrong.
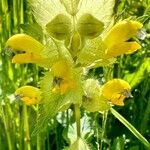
[110,107,150,149]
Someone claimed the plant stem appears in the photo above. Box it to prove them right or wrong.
[74,104,81,138]
[2,107,12,150]
[100,111,108,150]
[36,105,41,150]
[23,105,31,150]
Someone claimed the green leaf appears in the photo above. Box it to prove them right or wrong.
[124,58,150,88]
[65,138,90,150]
[46,14,72,40]
[110,136,125,150]
[60,0,80,15]
[66,114,93,144]
[110,108,150,149]
[20,23,43,42]
[77,13,104,39]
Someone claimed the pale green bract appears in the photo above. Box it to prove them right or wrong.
[77,37,116,68]
[32,67,83,135]
[29,0,70,27]
[76,0,115,27]
[60,0,80,15]
[29,0,115,28]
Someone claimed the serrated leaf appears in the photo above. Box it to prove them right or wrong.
[77,13,104,39]
[124,58,150,88]
[46,14,72,40]
[60,0,80,15]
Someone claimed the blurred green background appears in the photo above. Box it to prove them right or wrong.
[0,0,150,150]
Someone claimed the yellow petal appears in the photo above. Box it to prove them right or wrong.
[105,41,141,58]
[15,86,41,105]
[52,60,71,78]
[6,34,44,53]
[12,53,42,64]
[104,20,143,47]
[21,97,40,105]
[52,78,76,94]
[6,34,45,64]
[101,79,131,106]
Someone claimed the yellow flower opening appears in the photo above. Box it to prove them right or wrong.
[103,20,143,58]
[15,86,42,105]
[51,60,76,94]
[5,34,44,64]
[101,79,132,106]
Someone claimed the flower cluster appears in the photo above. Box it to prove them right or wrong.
[5,1,143,118]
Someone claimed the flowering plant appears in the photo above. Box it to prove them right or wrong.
[5,0,150,149]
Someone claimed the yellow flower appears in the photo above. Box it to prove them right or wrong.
[101,79,132,106]
[51,60,76,94]
[5,34,44,64]
[15,86,42,105]
[103,20,143,58]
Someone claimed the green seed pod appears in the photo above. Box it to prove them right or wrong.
[70,32,81,52]
[66,31,82,59]
[77,13,104,39]
[46,14,72,40]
